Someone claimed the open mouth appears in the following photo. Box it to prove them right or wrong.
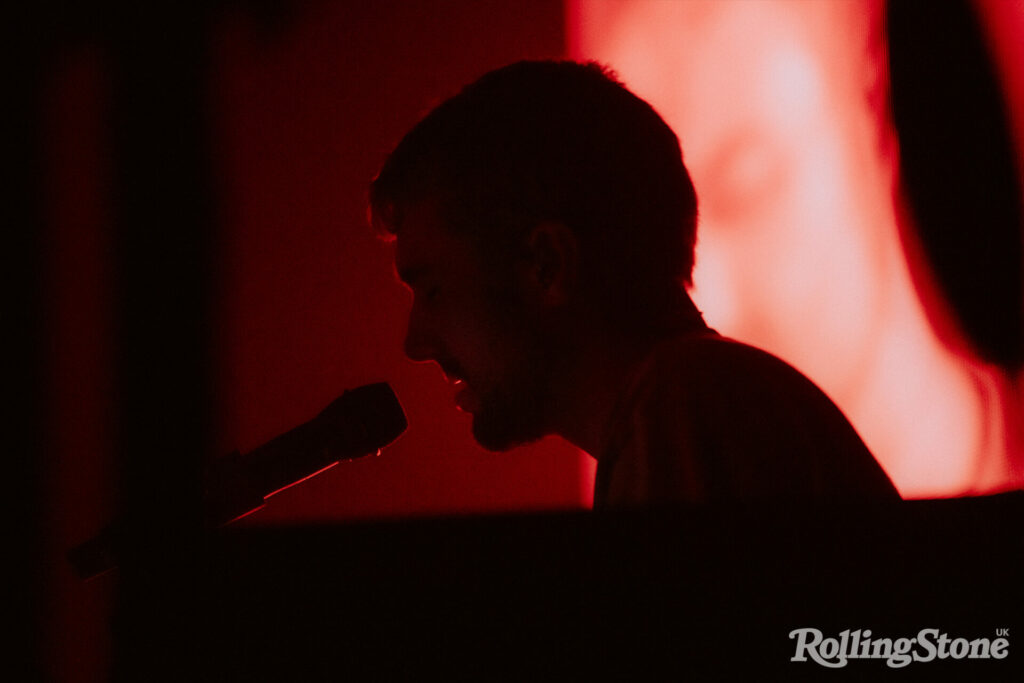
[439,363,475,411]
[454,382,474,412]
[448,377,474,412]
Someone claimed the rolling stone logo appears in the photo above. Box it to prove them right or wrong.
[789,628,1010,668]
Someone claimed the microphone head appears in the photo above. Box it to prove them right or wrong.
[317,382,407,458]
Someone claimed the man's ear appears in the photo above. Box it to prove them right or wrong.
[520,220,578,307]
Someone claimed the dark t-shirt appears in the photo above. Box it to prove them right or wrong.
[593,330,900,508]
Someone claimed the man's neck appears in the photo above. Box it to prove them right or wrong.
[551,338,648,458]
[551,307,707,458]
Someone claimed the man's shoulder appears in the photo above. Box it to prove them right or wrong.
[608,329,840,458]
[638,330,823,401]
[633,331,874,447]
[597,329,901,507]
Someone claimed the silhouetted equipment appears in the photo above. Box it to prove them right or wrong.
[67,382,407,579]
[112,492,1022,681]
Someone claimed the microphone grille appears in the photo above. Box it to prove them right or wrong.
[319,382,407,455]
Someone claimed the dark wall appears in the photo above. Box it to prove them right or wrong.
[34,2,570,680]
[208,0,581,524]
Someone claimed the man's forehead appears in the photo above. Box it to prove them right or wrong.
[393,200,471,282]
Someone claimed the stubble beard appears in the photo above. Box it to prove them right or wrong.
[469,326,561,452]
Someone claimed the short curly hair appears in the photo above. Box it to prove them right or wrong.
[369,60,698,328]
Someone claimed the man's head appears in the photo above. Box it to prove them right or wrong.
[370,60,699,450]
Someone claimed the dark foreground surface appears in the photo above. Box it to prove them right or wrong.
[110,492,1022,681]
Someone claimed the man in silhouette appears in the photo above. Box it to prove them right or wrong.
[370,60,899,507]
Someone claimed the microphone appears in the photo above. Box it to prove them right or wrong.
[205,382,407,526]
[68,382,407,579]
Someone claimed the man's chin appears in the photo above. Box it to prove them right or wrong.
[471,419,523,452]
[470,412,543,452]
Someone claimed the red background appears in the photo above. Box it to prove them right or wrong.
[32,1,1023,681]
